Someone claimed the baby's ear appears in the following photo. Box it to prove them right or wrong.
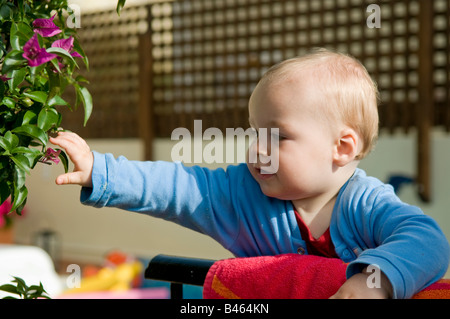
[332,128,360,167]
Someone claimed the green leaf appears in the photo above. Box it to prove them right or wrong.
[0,137,11,153]
[46,47,79,69]
[0,40,5,60]
[46,65,61,100]
[72,39,89,70]
[77,86,93,126]
[1,96,16,109]
[47,95,68,107]
[27,282,48,299]
[28,64,46,86]
[10,22,33,51]
[11,154,31,174]
[16,0,24,19]
[11,184,27,214]
[21,110,37,125]
[58,149,69,173]
[75,75,89,84]
[49,58,61,73]
[11,147,41,170]
[23,91,48,104]
[38,107,59,131]
[2,50,26,74]
[12,276,27,293]
[0,284,19,295]
[8,67,27,91]
[12,124,48,146]
[0,3,12,21]
[116,0,126,15]
[1,131,19,151]
[0,81,5,101]
[24,282,50,299]
[1,276,51,299]
[11,146,41,156]
[13,162,27,189]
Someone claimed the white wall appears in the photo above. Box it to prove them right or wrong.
[68,0,155,13]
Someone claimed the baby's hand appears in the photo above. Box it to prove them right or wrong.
[49,132,94,188]
[329,267,393,299]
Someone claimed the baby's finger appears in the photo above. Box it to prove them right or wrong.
[50,132,79,147]
[49,136,66,148]
[49,137,76,159]
[50,134,90,159]
[55,172,84,186]
[55,131,85,145]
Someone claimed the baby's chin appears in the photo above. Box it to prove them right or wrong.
[254,180,304,201]
[251,177,288,200]
[260,188,295,201]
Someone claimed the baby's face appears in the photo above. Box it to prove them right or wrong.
[247,76,339,202]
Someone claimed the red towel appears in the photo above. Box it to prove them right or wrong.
[412,279,450,299]
[202,254,450,299]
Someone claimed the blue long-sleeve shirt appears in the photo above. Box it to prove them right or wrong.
[81,152,450,299]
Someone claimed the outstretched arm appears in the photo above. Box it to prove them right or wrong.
[49,131,94,187]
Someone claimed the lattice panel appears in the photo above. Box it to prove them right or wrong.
[59,6,149,138]
[433,0,450,131]
[61,0,450,139]
[149,0,429,137]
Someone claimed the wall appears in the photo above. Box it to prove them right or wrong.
[68,0,155,13]
[14,129,450,279]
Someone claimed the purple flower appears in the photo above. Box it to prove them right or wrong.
[0,200,12,228]
[51,37,82,58]
[32,14,62,37]
[40,148,61,164]
[22,34,57,67]
[0,75,11,82]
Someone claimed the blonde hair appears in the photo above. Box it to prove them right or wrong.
[260,48,379,159]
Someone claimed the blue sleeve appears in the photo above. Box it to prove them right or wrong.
[80,151,241,250]
[344,183,450,299]
[80,152,303,258]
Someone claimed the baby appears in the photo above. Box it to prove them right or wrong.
[50,48,449,299]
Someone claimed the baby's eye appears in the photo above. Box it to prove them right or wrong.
[270,129,285,141]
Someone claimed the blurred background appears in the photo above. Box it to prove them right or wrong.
[5,0,450,285]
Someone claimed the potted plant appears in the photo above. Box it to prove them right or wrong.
[0,0,126,298]
[0,0,126,216]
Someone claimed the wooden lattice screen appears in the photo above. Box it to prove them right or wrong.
[60,6,149,138]
[433,0,450,130]
[147,0,450,136]
[63,0,450,137]
[62,0,450,201]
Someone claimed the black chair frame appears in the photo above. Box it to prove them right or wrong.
[145,254,216,299]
